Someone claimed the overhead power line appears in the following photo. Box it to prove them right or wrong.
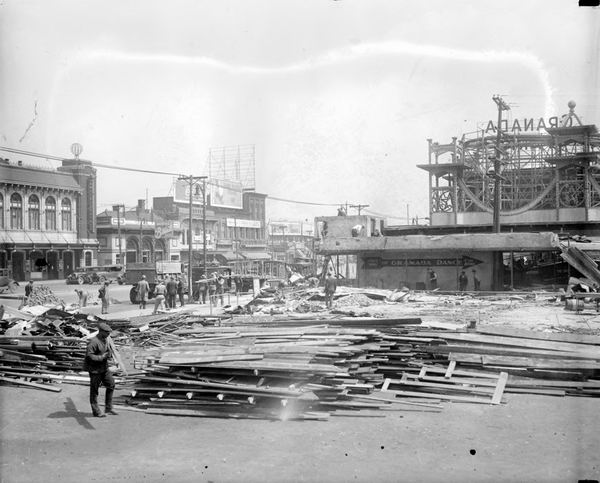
[267,196,340,207]
[0,145,361,210]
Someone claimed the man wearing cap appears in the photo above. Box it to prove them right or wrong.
[83,323,117,417]
[136,275,150,309]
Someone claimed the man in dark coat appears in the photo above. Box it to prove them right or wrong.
[83,323,117,417]
[177,277,185,307]
[165,277,178,309]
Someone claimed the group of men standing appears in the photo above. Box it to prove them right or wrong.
[135,275,186,314]
[195,272,227,306]
[428,267,481,291]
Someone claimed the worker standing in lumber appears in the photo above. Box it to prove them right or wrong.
[166,277,178,309]
[24,280,34,302]
[472,269,481,291]
[216,273,225,306]
[136,275,150,309]
[428,268,438,290]
[324,272,337,309]
[83,323,117,417]
[74,288,88,307]
[458,270,468,291]
[177,276,185,307]
[153,279,166,314]
[99,281,110,314]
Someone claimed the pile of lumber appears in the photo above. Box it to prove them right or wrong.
[406,326,600,397]
[119,317,600,419]
[119,322,443,420]
[0,311,128,392]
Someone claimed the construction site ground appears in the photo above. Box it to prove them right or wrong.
[1,286,600,482]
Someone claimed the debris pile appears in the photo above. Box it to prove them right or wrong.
[116,315,600,420]
[21,285,65,307]
[0,308,124,392]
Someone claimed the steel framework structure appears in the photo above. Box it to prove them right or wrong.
[208,144,256,190]
[419,108,600,220]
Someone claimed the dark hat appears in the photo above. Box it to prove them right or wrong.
[97,323,112,333]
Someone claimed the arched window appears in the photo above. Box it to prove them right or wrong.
[10,193,22,229]
[45,196,56,230]
[61,198,72,231]
[28,195,40,230]
[0,193,4,229]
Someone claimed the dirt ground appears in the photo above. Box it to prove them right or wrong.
[1,292,600,482]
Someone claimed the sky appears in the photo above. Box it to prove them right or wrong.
[1,0,599,225]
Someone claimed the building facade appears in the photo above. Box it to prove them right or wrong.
[0,157,98,281]
[152,183,269,268]
[96,200,180,266]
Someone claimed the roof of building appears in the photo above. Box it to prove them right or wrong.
[318,232,560,255]
[0,163,81,191]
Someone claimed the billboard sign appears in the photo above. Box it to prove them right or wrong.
[226,218,261,229]
[174,179,205,205]
[210,178,243,209]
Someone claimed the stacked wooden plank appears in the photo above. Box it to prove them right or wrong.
[119,323,445,420]
[401,326,600,397]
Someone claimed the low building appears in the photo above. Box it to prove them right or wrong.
[96,200,180,266]
[152,180,269,270]
[0,156,98,281]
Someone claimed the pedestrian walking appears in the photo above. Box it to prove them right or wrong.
[324,272,337,309]
[99,281,110,314]
[153,280,166,314]
[83,322,117,417]
[136,275,150,309]
[165,277,178,309]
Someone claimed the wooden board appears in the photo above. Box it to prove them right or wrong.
[476,326,600,346]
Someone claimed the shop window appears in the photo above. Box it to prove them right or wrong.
[0,193,3,229]
[28,195,40,230]
[10,193,22,229]
[61,198,72,231]
[45,196,56,230]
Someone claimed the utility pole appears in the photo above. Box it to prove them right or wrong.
[492,95,510,233]
[178,174,208,297]
[112,204,124,265]
[349,204,369,215]
[139,218,145,262]
[491,95,510,291]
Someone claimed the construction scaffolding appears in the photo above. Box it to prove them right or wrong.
[419,104,600,220]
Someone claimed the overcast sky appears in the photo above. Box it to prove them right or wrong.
[1,0,598,224]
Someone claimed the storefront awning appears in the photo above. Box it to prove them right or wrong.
[216,251,245,262]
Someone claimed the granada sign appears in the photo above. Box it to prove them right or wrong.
[485,116,561,133]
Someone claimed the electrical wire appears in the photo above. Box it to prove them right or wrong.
[1,145,352,210]
[267,196,341,207]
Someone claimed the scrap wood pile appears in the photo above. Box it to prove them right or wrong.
[20,285,65,307]
[0,307,126,392]
[126,312,228,347]
[115,313,600,420]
